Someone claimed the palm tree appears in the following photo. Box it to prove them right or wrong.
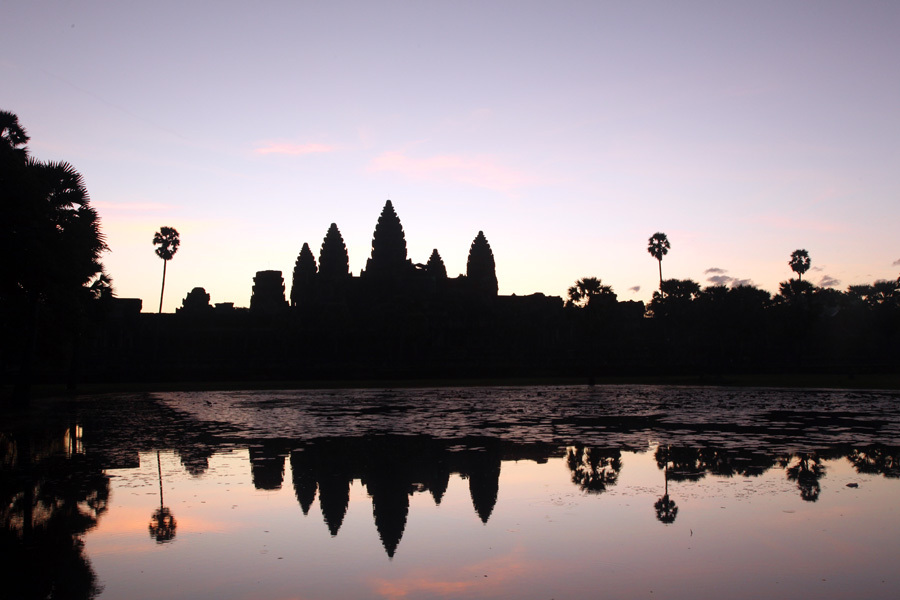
[153,226,180,313]
[3,112,109,402]
[567,277,615,308]
[647,232,671,290]
[789,249,811,281]
[1,109,29,163]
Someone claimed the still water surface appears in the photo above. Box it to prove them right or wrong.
[3,386,900,599]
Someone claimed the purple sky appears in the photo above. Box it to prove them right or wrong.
[6,1,900,311]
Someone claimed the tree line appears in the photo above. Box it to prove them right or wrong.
[564,235,900,378]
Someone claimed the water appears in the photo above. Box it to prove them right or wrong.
[3,385,900,599]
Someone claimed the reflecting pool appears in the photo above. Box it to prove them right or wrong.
[3,386,900,599]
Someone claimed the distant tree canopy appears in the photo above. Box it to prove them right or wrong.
[319,223,350,281]
[648,278,701,318]
[467,231,498,297]
[567,277,615,308]
[659,278,701,302]
[848,280,900,308]
[778,278,814,303]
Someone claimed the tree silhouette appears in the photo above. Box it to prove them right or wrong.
[1,109,29,158]
[867,279,899,306]
[2,124,108,301]
[467,231,498,297]
[658,279,701,302]
[318,223,350,282]
[789,249,811,281]
[776,279,814,306]
[647,232,671,290]
[1,427,110,599]
[290,242,317,307]
[2,111,109,400]
[567,277,614,308]
[153,226,180,313]
[648,279,701,320]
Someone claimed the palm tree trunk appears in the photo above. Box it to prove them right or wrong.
[658,259,663,290]
[159,259,167,314]
[13,296,40,405]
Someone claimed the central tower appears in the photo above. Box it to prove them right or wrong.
[364,200,414,280]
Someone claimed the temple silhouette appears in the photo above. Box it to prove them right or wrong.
[21,198,899,386]
[251,200,502,314]
[88,200,579,383]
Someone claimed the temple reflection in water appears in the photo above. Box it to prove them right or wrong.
[4,407,899,561]
[3,387,900,599]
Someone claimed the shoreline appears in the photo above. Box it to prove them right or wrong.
[6,371,900,400]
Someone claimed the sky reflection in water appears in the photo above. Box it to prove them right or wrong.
[84,443,898,600]
[4,386,900,599]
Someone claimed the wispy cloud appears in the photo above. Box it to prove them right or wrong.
[629,285,641,293]
[707,275,733,286]
[368,151,546,192]
[732,278,754,287]
[705,267,727,274]
[893,258,900,267]
[254,142,337,155]
[819,275,841,288]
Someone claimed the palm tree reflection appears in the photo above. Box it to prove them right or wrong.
[654,493,678,524]
[781,452,825,502]
[148,450,177,543]
[565,446,622,494]
[654,445,679,524]
[848,446,900,478]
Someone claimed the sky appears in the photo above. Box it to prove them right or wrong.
[5,0,900,312]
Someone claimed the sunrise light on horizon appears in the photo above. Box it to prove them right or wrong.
[6,1,899,311]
